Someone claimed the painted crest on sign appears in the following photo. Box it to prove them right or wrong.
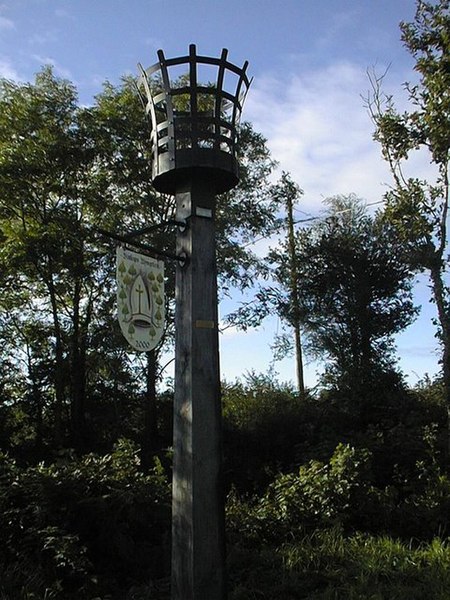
[116,246,165,352]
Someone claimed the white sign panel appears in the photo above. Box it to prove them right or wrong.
[116,246,165,352]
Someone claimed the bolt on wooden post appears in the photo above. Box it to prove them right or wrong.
[137,45,251,600]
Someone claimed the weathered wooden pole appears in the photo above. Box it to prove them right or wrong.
[172,179,224,599]
[285,188,306,398]
[137,45,251,600]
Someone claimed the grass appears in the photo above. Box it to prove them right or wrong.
[228,528,450,599]
[4,529,449,599]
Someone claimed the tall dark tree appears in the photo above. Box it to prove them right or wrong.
[367,0,450,446]
[275,196,417,390]
[232,195,417,396]
[0,68,94,449]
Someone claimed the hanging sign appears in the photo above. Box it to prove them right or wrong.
[116,246,165,352]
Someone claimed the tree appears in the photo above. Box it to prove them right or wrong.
[224,171,306,393]
[0,70,163,452]
[278,196,417,391]
[367,0,450,446]
[0,67,280,456]
[235,195,417,397]
[0,68,92,449]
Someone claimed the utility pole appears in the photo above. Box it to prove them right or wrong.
[138,45,251,600]
[283,174,306,398]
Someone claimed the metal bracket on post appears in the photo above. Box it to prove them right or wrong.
[94,226,187,264]
[195,207,213,219]
[176,219,187,233]
[122,219,188,240]
[177,251,188,268]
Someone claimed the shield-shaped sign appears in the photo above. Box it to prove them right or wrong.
[116,246,165,352]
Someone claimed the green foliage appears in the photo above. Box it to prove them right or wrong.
[0,372,448,599]
[281,530,450,600]
[226,400,450,545]
[226,417,450,598]
[222,374,307,492]
[227,444,381,544]
[0,440,171,599]
[388,422,450,540]
[368,0,450,422]
[223,371,297,430]
[400,0,450,164]
[216,121,281,293]
[272,196,417,386]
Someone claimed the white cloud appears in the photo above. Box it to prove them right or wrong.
[0,57,20,80]
[245,59,435,212]
[0,15,14,29]
[31,54,72,79]
[29,31,58,45]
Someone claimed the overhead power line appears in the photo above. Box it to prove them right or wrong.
[241,198,386,249]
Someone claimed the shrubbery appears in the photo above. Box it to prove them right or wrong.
[0,439,171,599]
[226,432,450,599]
[222,374,317,493]
[1,375,450,598]
[227,436,450,546]
[227,443,383,544]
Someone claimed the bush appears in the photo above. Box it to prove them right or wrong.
[226,443,391,545]
[0,440,171,599]
[222,375,314,493]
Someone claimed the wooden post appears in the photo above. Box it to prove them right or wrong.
[286,190,306,398]
[172,179,225,600]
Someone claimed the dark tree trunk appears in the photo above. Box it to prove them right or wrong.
[70,277,87,452]
[429,261,450,455]
[141,349,158,471]
[46,269,66,448]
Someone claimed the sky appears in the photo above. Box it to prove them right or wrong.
[0,0,444,388]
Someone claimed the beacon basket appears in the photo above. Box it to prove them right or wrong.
[137,44,252,195]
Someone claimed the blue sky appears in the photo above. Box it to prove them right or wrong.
[0,0,443,387]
